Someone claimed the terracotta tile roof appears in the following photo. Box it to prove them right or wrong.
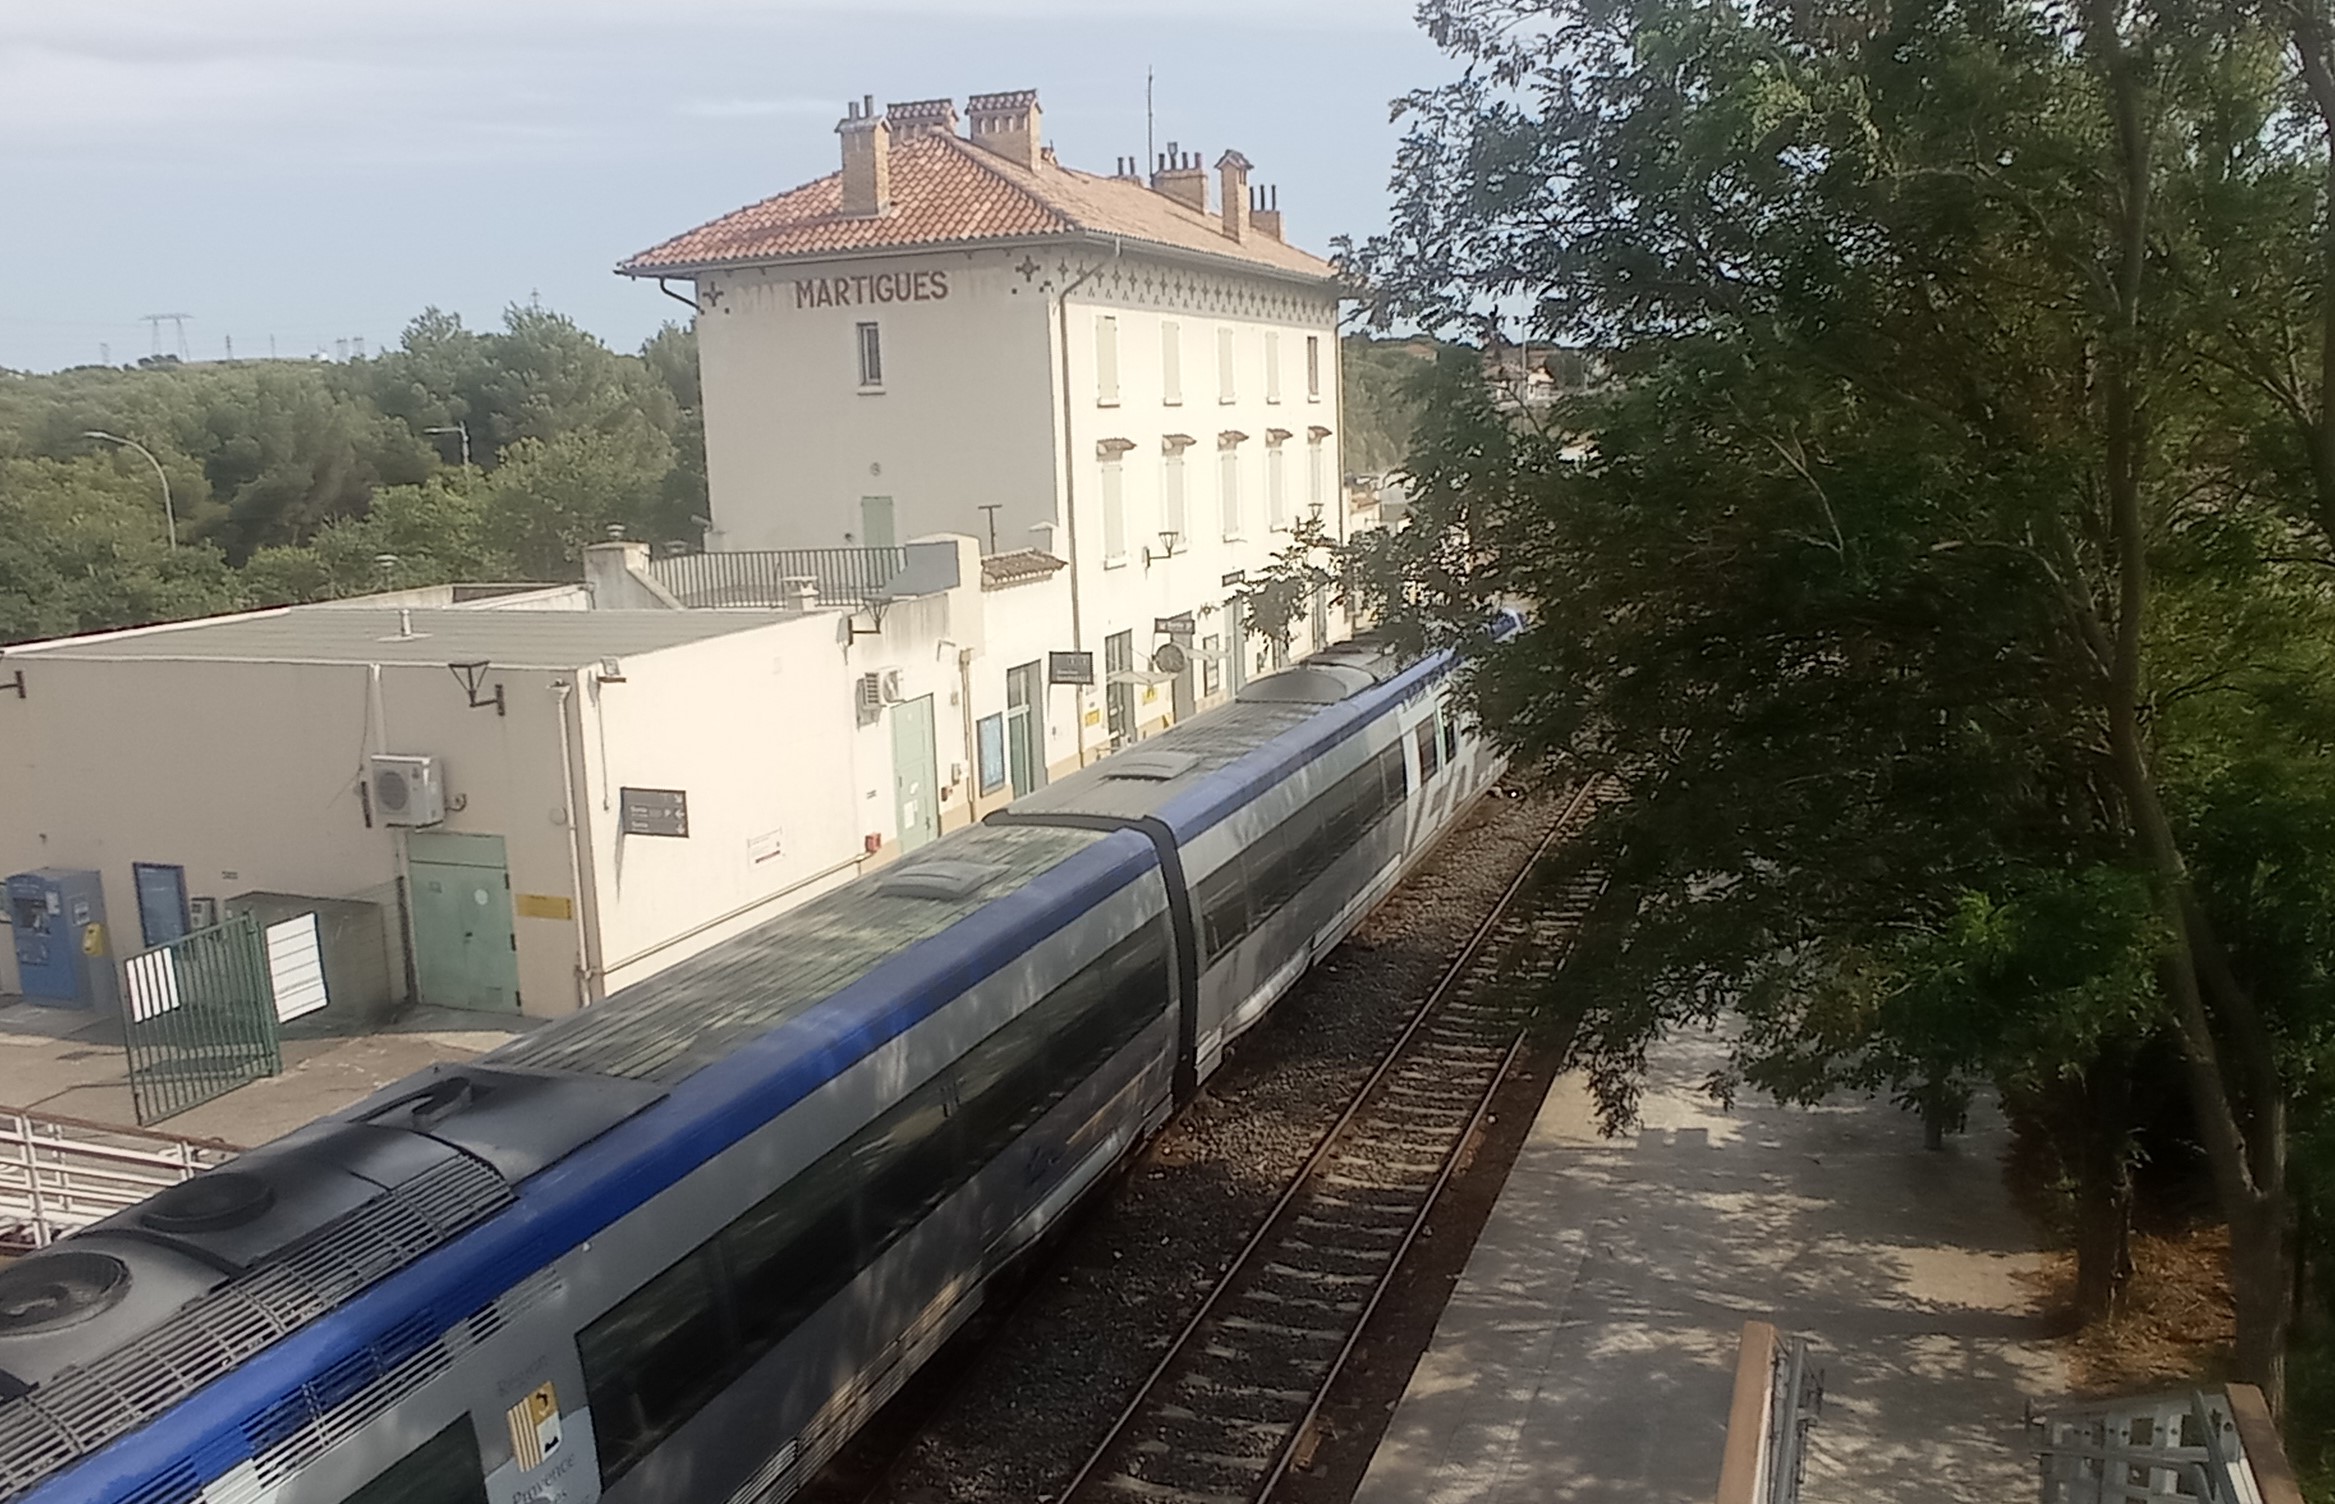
[980,548,1069,590]
[621,132,1336,284]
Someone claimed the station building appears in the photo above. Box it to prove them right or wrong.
[0,87,1362,1028]
[620,86,1352,767]
[0,538,999,1018]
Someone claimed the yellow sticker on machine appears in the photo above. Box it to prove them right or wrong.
[507,1383,563,1471]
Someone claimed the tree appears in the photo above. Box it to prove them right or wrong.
[0,457,241,642]
[1352,0,2335,1407]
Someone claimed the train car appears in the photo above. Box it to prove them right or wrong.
[0,625,1512,1504]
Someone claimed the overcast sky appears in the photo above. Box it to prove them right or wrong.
[0,0,1450,372]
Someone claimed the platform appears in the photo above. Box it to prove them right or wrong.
[1353,1026,2069,1503]
[0,998,525,1146]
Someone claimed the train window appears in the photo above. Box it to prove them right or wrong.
[1442,708,1460,765]
[581,917,1174,1486]
[347,1415,488,1504]
[1415,720,1441,781]
[577,1249,731,1483]
[1379,743,1410,809]
[1198,858,1249,962]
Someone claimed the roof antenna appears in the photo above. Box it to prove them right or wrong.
[1146,67,1155,184]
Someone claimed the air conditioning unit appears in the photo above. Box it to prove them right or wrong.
[367,754,445,827]
[855,670,908,720]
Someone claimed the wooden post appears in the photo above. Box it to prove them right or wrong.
[1715,1319,1780,1504]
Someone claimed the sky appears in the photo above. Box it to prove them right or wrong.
[0,0,1454,373]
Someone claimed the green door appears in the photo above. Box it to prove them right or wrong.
[860,496,897,550]
[890,694,941,853]
[406,832,520,1012]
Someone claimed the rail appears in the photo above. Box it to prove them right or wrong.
[0,1107,239,1251]
[647,546,909,609]
[1058,781,1608,1504]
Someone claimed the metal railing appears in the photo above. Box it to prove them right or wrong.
[2035,1386,2300,1503]
[0,1108,238,1250]
[121,914,283,1126]
[647,546,909,609]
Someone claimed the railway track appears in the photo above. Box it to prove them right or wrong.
[1054,781,1607,1504]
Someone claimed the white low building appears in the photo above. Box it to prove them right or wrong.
[0,540,993,1018]
[621,87,1353,780]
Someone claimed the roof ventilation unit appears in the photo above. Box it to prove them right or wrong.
[367,754,445,828]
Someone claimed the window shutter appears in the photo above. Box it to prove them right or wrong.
[1162,322,1182,405]
[1095,315,1119,405]
[1217,327,1236,403]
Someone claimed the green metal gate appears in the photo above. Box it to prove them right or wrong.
[120,915,283,1125]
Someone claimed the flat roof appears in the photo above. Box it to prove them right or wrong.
[4,607,802,668]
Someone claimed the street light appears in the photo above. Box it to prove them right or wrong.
[82,431,176,550]
[423,422,472,468]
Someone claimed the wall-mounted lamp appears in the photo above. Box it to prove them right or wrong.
[848,596,892,642]
[449,660,506,716]
[1144,530,1185,568]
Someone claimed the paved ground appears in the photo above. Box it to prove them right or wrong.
[0,995,527,1146]
[1353,1025,2069,1504]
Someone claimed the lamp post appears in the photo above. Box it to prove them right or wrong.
[423,422,472,468]
[81,431,176,550]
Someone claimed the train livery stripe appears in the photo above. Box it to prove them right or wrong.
[31,834,1162,1504]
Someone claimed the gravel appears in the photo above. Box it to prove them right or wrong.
[836,787,1560,1504]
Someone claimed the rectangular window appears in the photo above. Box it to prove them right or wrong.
[1195,743,1407,965]
[1306,334,1322,401]
[1200,633,1221,697]
[1264,332,1282,404]
[1416,719,1441,781]
[1105,629,1135,747]
[1217,327,1237,403]
[1162,451,1187,541]
[348,1417,489,1504]
[1219,447,1241,540]
[1267,443,1287,531]
[1442,705,1461,766]
[1095,314,1120,406]
[1308,438,1327,514]
[579,921,1171,1487]
[977,713,1007,793]
[1100,457,1127,564]
[856,321,883,389]
[1162,321,1182,405]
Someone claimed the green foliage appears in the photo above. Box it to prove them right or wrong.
[1355,0,2335,1394]
[0,456,242,641]
[0,305,707,642]
[1339,336,1454,475]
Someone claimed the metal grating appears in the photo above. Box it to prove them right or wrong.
[489,825,1097,1083]
[0,1156,512,1503]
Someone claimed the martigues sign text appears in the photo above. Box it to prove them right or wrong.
[794,271,951,309]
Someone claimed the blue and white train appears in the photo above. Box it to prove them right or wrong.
[0,620,1516,1504]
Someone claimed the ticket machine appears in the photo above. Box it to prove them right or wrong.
[6,869,117,1010]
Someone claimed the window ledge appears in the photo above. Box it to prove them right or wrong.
[858,385,886,396]
[1102,553,1129,569]
[1163,397,1183,407]
[1096,397,1121,408]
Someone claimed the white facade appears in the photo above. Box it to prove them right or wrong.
[694,245,1345,767]
[655,92,1351,778]
[0,568,994,1018]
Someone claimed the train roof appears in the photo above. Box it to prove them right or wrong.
[0,819,1141,1504]
[997,634,1442,828]
[491,821,1100,1082]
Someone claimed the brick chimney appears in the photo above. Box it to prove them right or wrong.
[886,96,959,137]
[1249,184,1283,242]
[966,89,1042,170]
[837,94,890,217]
[1217,150,1252,241]
[1152,144,1208,212]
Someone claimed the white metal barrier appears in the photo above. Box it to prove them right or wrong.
[0,1108,239,1250]
[2034,1386,2302,1504]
